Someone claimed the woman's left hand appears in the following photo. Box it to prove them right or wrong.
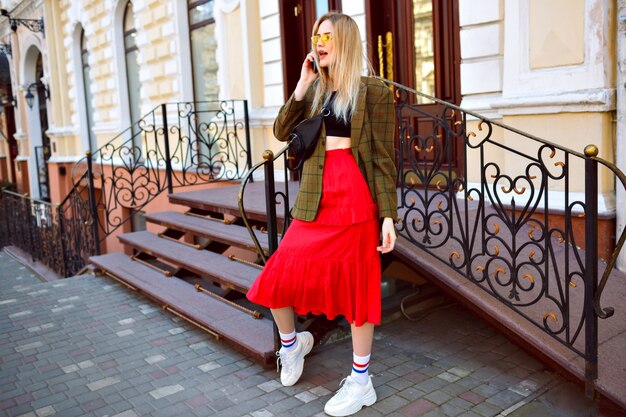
[377,217,397,254]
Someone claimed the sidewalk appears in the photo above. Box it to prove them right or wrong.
[0,249,622,417]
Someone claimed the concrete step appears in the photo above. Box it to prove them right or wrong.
[90,253,275,365]
[168,182,299,225]
[144,211,269,255]
[118,231,261,295]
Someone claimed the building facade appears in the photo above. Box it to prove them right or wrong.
[0,0,623,267]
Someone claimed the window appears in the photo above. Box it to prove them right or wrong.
[80,28,96,152]
[123,1,141,137]
[188,0,219,101]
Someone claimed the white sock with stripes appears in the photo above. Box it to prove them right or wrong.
[351,352,371,385]
[279,330,298,354]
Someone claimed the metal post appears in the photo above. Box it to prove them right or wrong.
[25,195,36,261]
[161,104,173,194]
[57,203,67,277]
[243,100,253,177]
[263,150,278,256]
[583,145,599,399]
[86,152,100,255]
[261,149,280,353]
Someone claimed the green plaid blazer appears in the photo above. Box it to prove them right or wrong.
[274,76,398,222]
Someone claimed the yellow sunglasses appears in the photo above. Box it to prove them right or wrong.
[311,33,333,45]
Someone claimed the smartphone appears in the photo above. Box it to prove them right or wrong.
[311,59,318,74]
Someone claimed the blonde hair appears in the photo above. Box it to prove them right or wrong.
[310,13,365,123]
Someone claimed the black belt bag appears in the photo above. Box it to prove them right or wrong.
[287,108,330,171]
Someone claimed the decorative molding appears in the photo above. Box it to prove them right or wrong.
[45,126,79,138]
[91,123,122,135]
[46,155,84,164]
[460,95,503,120]
[9,0,43,20]
[503,0,612,97]
[493,88,616,115]
[460,88,615,118]
[247,106,280,125]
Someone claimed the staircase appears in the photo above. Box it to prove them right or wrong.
[90,182,282,366]
[73,83,626,408]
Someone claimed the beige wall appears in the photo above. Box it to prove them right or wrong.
[529,0,585,69]
[501,112,614,193]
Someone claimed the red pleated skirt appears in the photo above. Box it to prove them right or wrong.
[246,148,381,326]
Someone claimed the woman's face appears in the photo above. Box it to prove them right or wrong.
[315,20,335,68]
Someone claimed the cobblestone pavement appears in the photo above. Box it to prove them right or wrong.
[0,250,614,417]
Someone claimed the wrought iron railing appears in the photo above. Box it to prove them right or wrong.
[240,78,626,395]
[1,100,251,277]
[0,188,95,277]
[72,100,252,245]
[238,147,293,263]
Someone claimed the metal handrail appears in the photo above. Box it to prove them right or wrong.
[238,144,292,264]
[244,77,626,396]
[70,100,252,243]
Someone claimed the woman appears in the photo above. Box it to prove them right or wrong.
[247,12,397,416]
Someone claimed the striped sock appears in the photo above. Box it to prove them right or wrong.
[279,330,298,354]
[351,353,370,385]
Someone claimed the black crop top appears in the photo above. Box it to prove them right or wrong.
[324,92,351,137]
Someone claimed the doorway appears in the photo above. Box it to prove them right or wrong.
[33,54,51,201]
[279,0,343,101]
[365,0,463,179]
[0,53,17,185]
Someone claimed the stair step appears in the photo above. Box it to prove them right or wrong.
[118,231,260,294]
[90,253,275,365]
[169,182,299,223]
[145,211,269,254]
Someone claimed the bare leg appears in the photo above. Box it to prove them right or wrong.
[351,322,375,356]
[271,307,296,333]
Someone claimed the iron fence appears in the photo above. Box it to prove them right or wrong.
[1,100,251,276]
[240,78,626,395]
[0,190,71,276]
[72,100,252,243]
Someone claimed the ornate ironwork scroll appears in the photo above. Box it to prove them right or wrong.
[386,78,626,372]
[71,100,252,241]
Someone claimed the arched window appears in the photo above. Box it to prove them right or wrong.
[123,1,141,136]
[188,0,219,100]
[80,28,96,152]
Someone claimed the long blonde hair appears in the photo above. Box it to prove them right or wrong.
[310,13,364,122]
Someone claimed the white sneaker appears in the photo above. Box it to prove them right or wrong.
[277,331,313,386]
[324,375,377,416]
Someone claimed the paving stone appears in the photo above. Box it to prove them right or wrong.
[250,410,274,417]
[371,394,409,414]
[415,376,449,393]
[398,398,437,416]
[424,389,453,405]
[266,396,306,414]
[485,389,524,408]
[0,259,600,417]
[86,377,120,391]
[438,402,468,417]
[472,383,501,398]
[471,401,501,417]
[458,412,481,417]
[459,390,486,405]
[448,367,472,378]
[508,379,540,397]
[438,371,462,383]
[258,380,283,393]
[397,387,426,402]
